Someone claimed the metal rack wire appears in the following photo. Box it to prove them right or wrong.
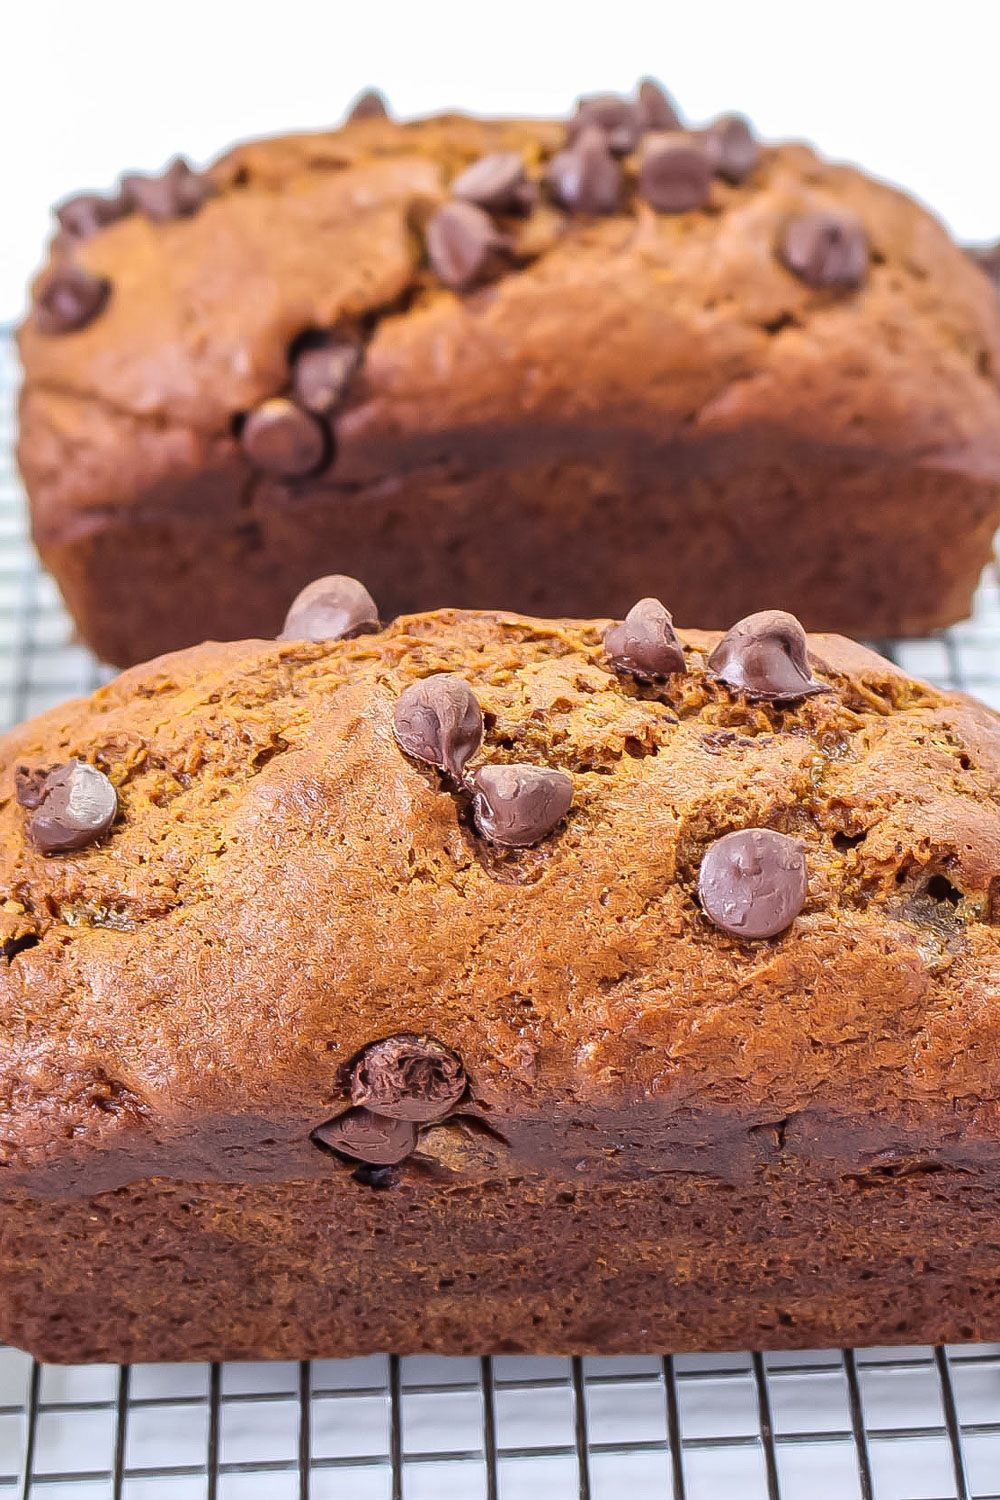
[2,329,1000,1498]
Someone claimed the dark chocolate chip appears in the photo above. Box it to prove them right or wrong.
[470,763,573,848]
[604,598,686,680]
[121,157,215,222]
[279,574,380,642]
[703,114,760,184]
[698,828,807,939]
[312,1107,416,1165]
[240,398,329,477]
[291,342,360,415]
[55,192,127,241]
[637,77,682,132]
[638,134,712,213]
[547,127,621,214]
[345,89,390,122]
[569,94,642,155]
[15,766,52,810]
[393,675,483,781]
[26,761,118,855]
[451,152,535,213]
[351,1034,466,1122]
[778,211,868,290]
[351,1163,398,1188]
[968,242,1000,285]
[33,265,111,335]
[425,201,512,290]
[708,609,828,702]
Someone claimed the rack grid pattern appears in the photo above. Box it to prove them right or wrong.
[2,330,1000,1498]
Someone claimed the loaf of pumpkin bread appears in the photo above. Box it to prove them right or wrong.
[2,580,1000,1363]
[17,81,1000,666]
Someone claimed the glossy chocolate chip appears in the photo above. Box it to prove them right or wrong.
[708,609,828,702]
[698,828,807,939]
[471,764,573,848]
[703,114,760,184]
[451,152,535,213]
[393,675,483,781]
[34,265,111,334]
[547,127,621,214]
[291,342,360,414]
[637,77,682,132]
[312,1107,416,1165]
[351,1034,466,1123]
[604,598,686,680]
[121,157,214,222]
[569,94,642,155]
[778,211,868,290]
[240,398,328,477]
[638,134,712,213]
[425,201,511,290]
[25,761,118,855]
[346,89,390,122]
[279,574,379,642]
[55,192,126,241]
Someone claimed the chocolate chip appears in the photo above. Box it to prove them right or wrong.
[351,1163,398,1188]
[698,828,807,939]
[278,574,379,642]
[240,398,329,477]
[703,114,760,184]
[291,342,360,415]
[778,211,868,290]
[55,192,126,241]
[33,265,111,335]
[312,1108,416,1165]
[25,761,118,855]
[638,134,712,213]
[637,77,682,132]
[569,94,642,155]
[15,766,52,810]
[708,609,828,703]
[547,127,621,214]
[470,764,573,848]
[451,152,535,213]
[351,1034,466,1122]
[604,598,686,680]
[121,157,215,222]
[425,201,512,290]
[345,89,390,122]
[393,675,483,781]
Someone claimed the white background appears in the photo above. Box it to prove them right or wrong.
[3,0,1000,321]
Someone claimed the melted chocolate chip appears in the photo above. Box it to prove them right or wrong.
[471,764,573,848]
[55,192,126,241]
[279,574,379,642]
[121,157,215,222]
[708,609,828,702]
[351,1034,466,1122]
[778,211,868,290]
[25,761,118,854]
[698,828,807,939]
[291,341,360,415]
[393,675,483,781]
[637,77,682,132]
[34,265,111,335]
[569,94,642,155]
[425,201,512,290]
[703,114,760,184]
[604,598,685,680]
[240,398,329,477]
[346,89,390,122]
[547,127,621,214]
[451,152,535,213]
[638,134,712,213]
[312,1108,416,1165]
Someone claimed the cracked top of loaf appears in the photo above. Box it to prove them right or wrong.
[17,110,1000,536]
[2,609,1000,1196]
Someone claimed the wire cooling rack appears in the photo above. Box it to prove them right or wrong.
[3,329,1000,1500]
